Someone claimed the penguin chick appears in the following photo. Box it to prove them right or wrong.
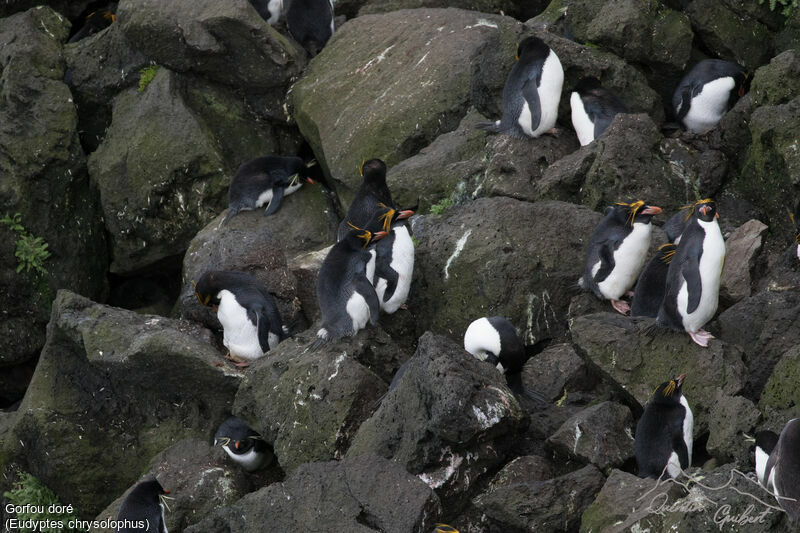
[68,9,116,44]
[214,416,273,472]
[337,158,401,241]
[476,36,564,139]
[223,156,316,225]
[283,0,335,57]
[116,478,170,533]
[579,200,663,314]
[765,418,800,521]
[656,199,725,347]
[630,243,676,318]
[364,205,416,314]
[315,226,387,346]
[194,271,288,366]
[754,429,779,489]
[673,59,747,134]
[635,374,693,480]
[463,316,546,402]
[570,77,628,146]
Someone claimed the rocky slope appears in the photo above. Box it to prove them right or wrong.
[1,0,800,531]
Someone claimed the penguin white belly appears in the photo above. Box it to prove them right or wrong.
[755,446,771,487]
[570,92,595,146]
[377,227,415,313]
[217,291,264,361]
[597,222,652,300]
[682,77,735,134]
[328,0,335,34]
[345,290,371,334]
[159,503,168,533]
[679,221,725,332]
[464,317,502,359]
[267,0,283,24]
[530,50,564,137]
[680,395,693,466]
[255,182,303,208]
[366,249,376,285]
[222,445,265,471]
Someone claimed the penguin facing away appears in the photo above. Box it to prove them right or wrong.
[476,36,564,139]
[223,156,316,225]
[315,226,387,346]
[194,271,288,366]
[630,243,676,318]
[364,206,416,314]
[214,417,273,472]
[635,374,693,480]
[570,77,629,146]
[672,59,747,134]
[656,199,725,347]
[754,429,779,489]
[579,200,663,314]
[765,418,800,521]
[116,478,170,533]
[283,0,335,57]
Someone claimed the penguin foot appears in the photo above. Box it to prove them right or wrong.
[545,127,560,136]
[400,303,408,310]
[688,329,714,347]
[233,361,250,368]
[625,290,635,298]
[611,299,630,315]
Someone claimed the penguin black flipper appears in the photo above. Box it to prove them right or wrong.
[521,77,542,135]
[681,254,703,314]
[354,275,381,326]
[595,240,619,283]
[374,233,400,302]
[671,417,690,472]
[674,87,692,122]
[263,186,285,216]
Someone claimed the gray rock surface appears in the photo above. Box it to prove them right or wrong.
[720,219,768,305]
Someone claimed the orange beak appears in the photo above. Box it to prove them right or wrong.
[396,209,415,220]
[676,373,686,387]
[372,231,388,241]
[641,206,662,215]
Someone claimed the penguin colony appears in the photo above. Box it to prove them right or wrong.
[44,4,799,529]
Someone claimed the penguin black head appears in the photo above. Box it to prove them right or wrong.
[684,198,718,223]
[611,200,663,226]
[651,374,686,406]
[359,159,387,183]
[343,224,387,250]
[574,76,603,94]
[126,478,170,506]
[365,204,416,234]
[194,271,223,308]
[214,416,262,455]
[516,36,550,62]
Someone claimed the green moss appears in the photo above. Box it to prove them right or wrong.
[3,472,80,533]
[411,235,420,247]
[1,212,51,275]
[429,198,453,215]
[138,65,159,92]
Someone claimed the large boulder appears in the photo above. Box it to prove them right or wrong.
[233,332,394,473]
[410,198,602,344]
[0,6,107,401]
[749,50,800,108]
[291,8,520,190]
[90,439,252,532]
[706,392,760,464]
[359,0,516,16]
[570,313,746,433]
[87,67,300,274]
[118,0,304,93]
[760,345,800,424]
[347,333,526,505]
[184,454,442,533]
[719,219,768,305]
[1,291,241,517]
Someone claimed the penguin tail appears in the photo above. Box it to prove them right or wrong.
[475,120,502,133]
[310,328,331,351]
[506,373,547,405]
[222,207,239,226]
[372,391,389,409]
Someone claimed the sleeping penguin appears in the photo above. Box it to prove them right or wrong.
[364,206,415,314]
[194,271,288,366]
[672,59,747,134]
[753,429,779,489]
[579,200,663,314]
[315,226,386,346]
[570,77,629,146]
[283,0,335,57]
[223,156,316,225]
[463,316,546,402]
[476,36,564,139]
[116,478,170,533]
[656,199,725,347]
[630,243,676,318]
[635,373,693,480]
[764,418,800,521]
[214,417,273,472]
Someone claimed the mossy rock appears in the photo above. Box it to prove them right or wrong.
[761,345,800,415]
[358,0,516,16]
[750,50,800,108]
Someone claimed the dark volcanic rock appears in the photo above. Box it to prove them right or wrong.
[359,0,516,16]
[570,313,746,433]
[659,137,729,199]
[291,8,520,190]
[547,401,635,470]
[411,198,602,344]
[184,454,442,533]
[233,332,394,473]
[1,291,241,517]
[720,219,768,305]
[538,114,688,212]
[87,68,299,274]
[90,439,251,532]
[118,0,304,92]
[473,464,605,532]
[706,392,760,464]
[347,333,526,504]
[750,50,800,108]
[760,345,800,424]
[521,343,598,403]
[0,6,108,379]
[717,289,800,398]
